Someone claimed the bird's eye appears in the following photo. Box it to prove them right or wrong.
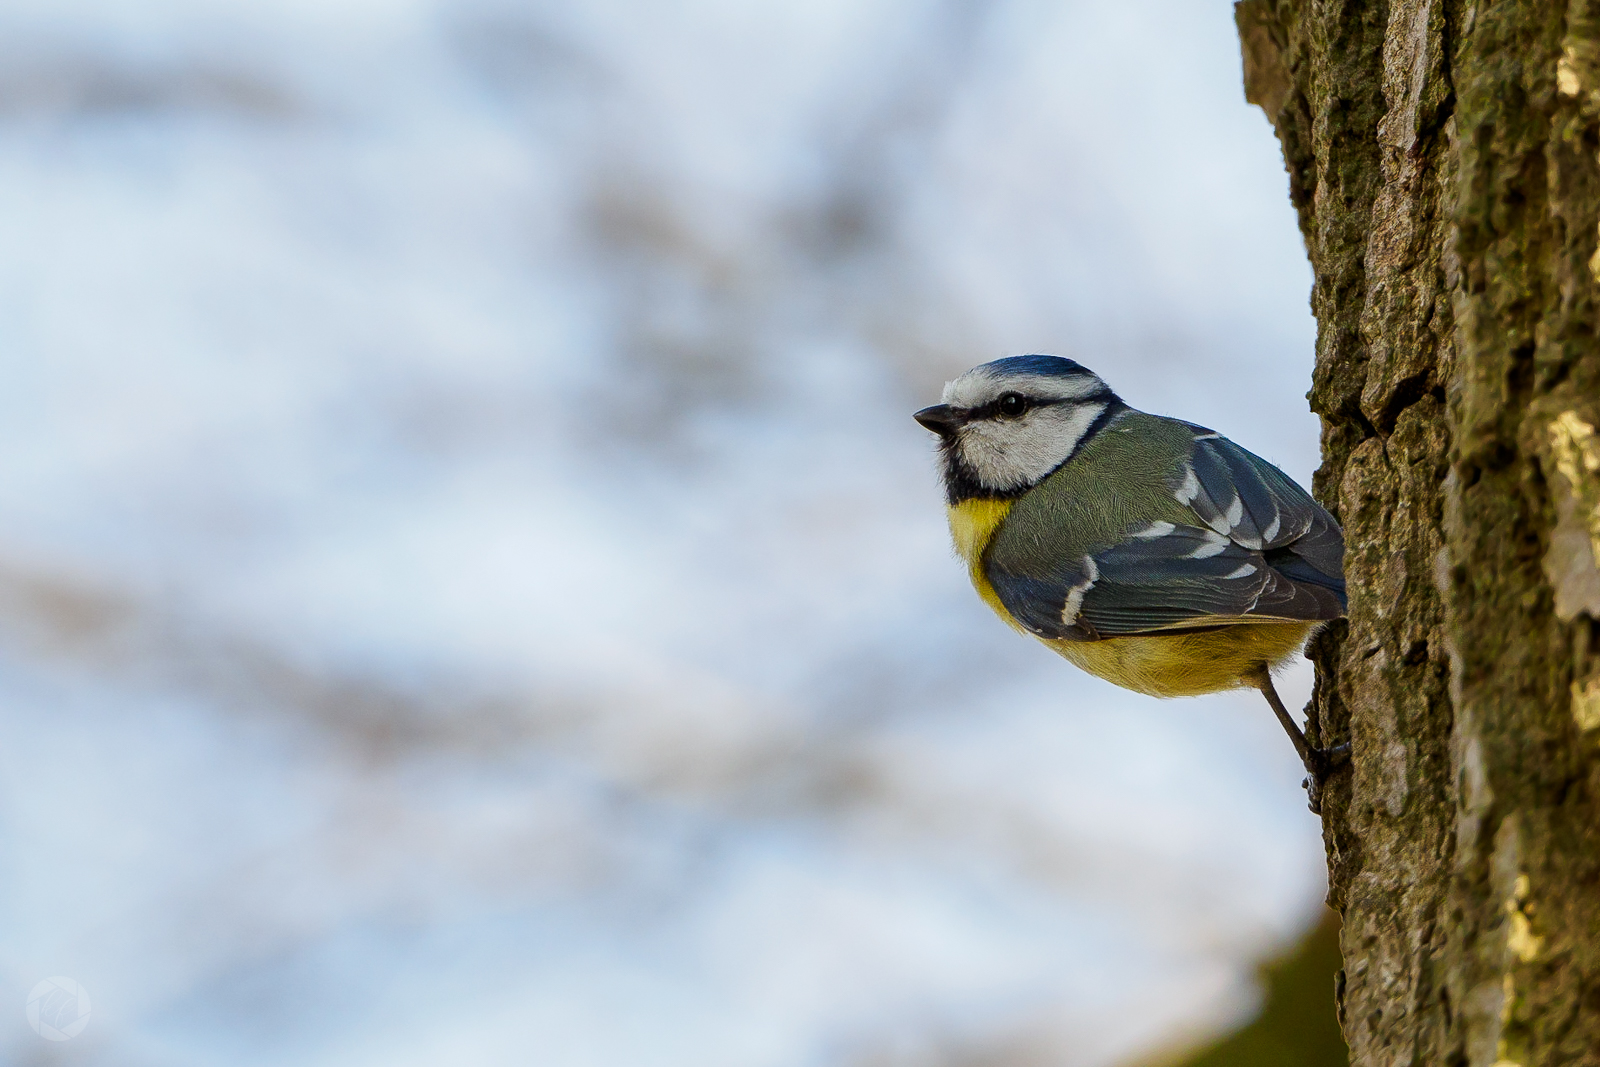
[997,393,1027,417]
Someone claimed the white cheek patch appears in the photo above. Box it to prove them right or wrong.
[955,402,1109,492]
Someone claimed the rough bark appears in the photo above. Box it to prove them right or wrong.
[1236,1,1600,1063]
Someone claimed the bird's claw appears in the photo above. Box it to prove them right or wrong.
[1301,742,1350,814]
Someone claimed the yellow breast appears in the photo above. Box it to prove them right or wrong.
[946,498,1020,630]
[946,498,1315,697]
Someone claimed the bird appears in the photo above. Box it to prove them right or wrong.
[913,354,1348,781]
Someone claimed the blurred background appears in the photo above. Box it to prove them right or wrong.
[0,0,1336,1063]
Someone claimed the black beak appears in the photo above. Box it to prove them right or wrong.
[913,404,962,436]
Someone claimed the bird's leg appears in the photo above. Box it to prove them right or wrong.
[1242,664,1350,784]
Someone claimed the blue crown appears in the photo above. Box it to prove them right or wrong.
[980,354,1093,379]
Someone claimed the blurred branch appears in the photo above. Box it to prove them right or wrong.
[0,553,1222,924]
[0,51,301,122]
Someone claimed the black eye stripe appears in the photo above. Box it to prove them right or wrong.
[972,394,1067,419]
[954,385,1117,423]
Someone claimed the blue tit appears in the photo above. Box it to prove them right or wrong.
[914,354,1348,778]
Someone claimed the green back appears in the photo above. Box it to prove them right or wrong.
[986,410,1195,573]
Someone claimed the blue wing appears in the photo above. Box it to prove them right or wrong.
[1176,426,1343,588]
[985,427,1345,640]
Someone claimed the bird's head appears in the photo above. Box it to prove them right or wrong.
[915,354,1121,503]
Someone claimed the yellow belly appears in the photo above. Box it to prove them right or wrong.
[945,499,1314,698]
[1045,622,1315,698]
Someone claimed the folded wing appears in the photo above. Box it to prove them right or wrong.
[986,427,1346,641]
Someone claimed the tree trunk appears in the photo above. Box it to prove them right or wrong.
[1235,1,1600,1063]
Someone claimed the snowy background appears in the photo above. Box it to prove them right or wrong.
[0,1,1327,1064]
